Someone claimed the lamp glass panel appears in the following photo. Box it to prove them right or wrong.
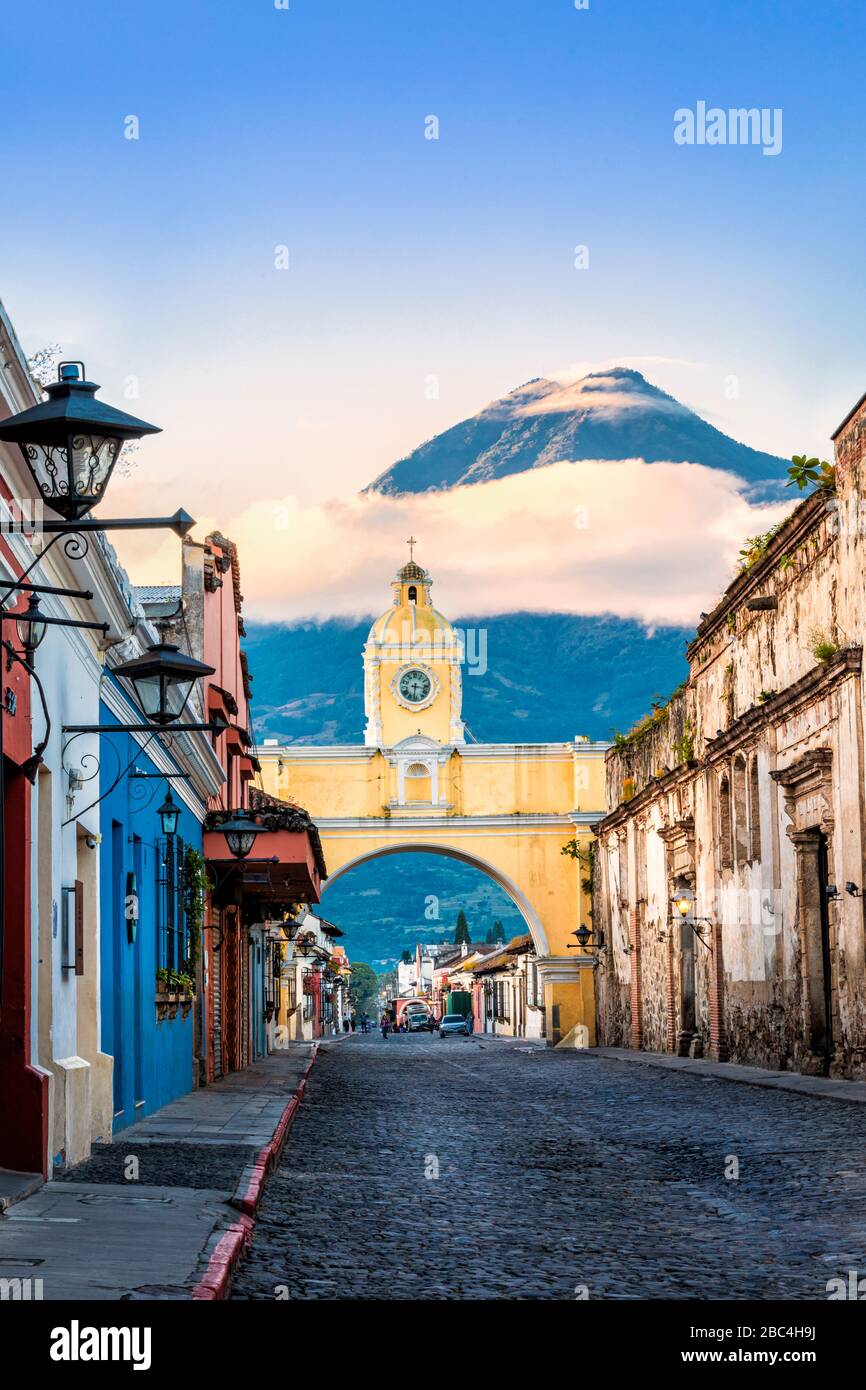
[226,827,257,858]
[68,433,121,502]
[16,615,46,651]
[22,443,62,504]
[133,672,166,720]
[164,672,195,718]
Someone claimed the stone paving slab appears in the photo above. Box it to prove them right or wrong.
[0,1047,315,1300]
[0,1182,234,1299]
[594,1046,866,1103]
[127,1048,313,1145]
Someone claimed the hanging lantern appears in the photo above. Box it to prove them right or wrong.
[0,362,161,520]
[220,810,262,861]
[112,642,215,726]
[157,787,181,838]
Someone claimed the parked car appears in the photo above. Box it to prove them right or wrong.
[406,1009,431,1032]
[439,1013,471,1037]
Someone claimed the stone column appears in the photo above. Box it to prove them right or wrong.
[628,905,642,1050]
[707,919,729,1061]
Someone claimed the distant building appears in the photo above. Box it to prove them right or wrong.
[277,912,349,1042]
[396,942,438,997]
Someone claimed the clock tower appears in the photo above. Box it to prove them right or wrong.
[363,551,464,748]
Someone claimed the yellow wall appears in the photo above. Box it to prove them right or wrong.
[258,743,604,963]
[261,745,605,824]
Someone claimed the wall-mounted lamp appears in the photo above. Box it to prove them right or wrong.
[845,882,861,898]
[672,875,696,919]
[670,874,712,948]
[567,923,605,951]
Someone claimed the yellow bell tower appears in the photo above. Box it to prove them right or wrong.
[364,543,465,749]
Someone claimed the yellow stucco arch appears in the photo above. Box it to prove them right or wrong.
[257,554,609,1045]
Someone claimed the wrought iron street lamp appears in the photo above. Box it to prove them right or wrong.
[0,361,161,520]
[14,595,47,661]
[671,876,696,919]
[221,810,263,861]
[670,875,711,948]
[112,642,215,727]
[157,787,181,838]
[568,922,605,950]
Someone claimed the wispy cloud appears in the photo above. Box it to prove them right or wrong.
[116,457,792,630]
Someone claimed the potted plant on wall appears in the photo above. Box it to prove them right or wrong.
[156,968,196,1021]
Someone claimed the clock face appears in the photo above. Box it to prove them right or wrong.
[398,668,432,704]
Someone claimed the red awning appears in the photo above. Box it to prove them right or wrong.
[203,826,322,905]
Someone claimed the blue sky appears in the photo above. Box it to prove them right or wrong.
[1,0,864,601]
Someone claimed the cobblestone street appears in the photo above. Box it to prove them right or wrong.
[232,1035,866,1301]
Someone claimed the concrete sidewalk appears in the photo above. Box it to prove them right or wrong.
[593,1045,866,1104]
[0,1046,314,1300]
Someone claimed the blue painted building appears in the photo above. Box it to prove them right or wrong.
[97,697,206,1131]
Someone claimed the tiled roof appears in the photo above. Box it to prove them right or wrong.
[471,935,533,974]
[134,584,181,604]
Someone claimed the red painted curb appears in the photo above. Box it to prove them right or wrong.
[191,1214,254,1300]
[230,1046,318,1218]
[191,1045,321,1296]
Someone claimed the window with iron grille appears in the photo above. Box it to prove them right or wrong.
[271,942,282,1015]
[527,959,542,1008]
[495,979,510,1020]
[285,969,297,1014]
[156,835,190,975]
[302,968,314,1020]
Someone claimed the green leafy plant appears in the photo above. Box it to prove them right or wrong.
[182,847,209,977]
[812,636,839,663]
[787,455,835,492]
[561,839,595,895]
[156,968,195,996]
[738,526,780,571]
[672,720,696,764]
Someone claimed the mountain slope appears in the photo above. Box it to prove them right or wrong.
[365,368,787,496]
[246,613,691,747]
